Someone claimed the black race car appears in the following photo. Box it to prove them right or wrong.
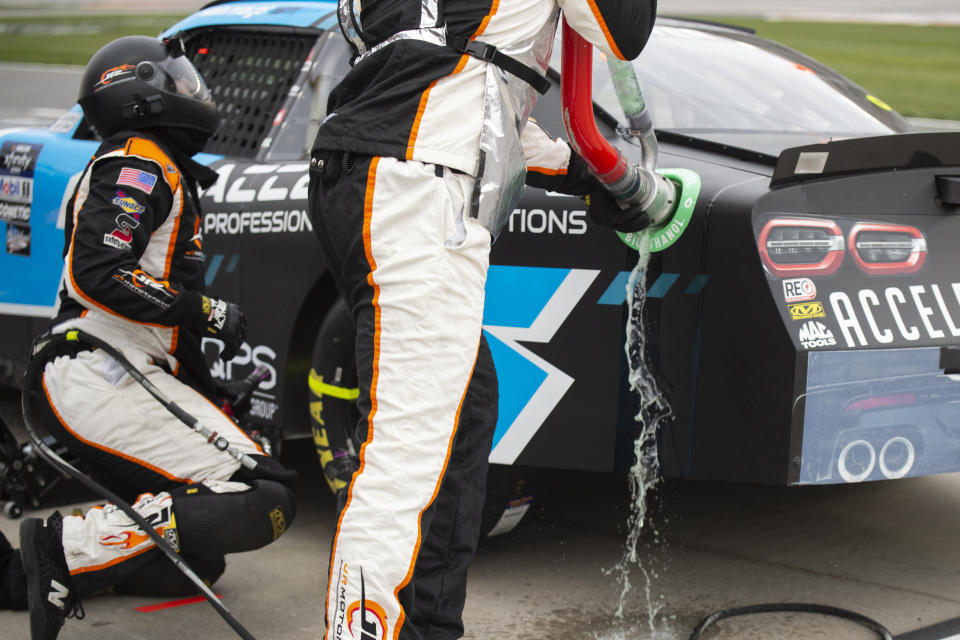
[2,2,960,531]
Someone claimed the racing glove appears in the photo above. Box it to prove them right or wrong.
[202,296,247,361]
[585,185,652,233]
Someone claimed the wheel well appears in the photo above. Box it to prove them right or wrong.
[281,273,341,438]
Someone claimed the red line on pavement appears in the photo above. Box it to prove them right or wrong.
[134,594,221,612]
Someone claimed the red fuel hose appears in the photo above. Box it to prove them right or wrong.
[560,19,627,181]
[560,19,678,219]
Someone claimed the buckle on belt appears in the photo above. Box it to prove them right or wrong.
[462,39,496,62]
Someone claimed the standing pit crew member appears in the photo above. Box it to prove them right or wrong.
[9,35,297,640]
[309,1,657,639]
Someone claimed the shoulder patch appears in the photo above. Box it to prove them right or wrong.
[116,167,158,194]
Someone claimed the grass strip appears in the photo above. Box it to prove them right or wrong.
[696,17,960,120]
[0,15,188,66]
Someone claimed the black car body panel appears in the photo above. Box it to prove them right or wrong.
[2,2,958,487]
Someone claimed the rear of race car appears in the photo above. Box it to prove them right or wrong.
[756,132,960,484]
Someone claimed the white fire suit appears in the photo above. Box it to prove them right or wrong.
[309,1,657,638]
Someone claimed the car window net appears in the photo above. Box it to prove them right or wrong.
[186,29,318,158]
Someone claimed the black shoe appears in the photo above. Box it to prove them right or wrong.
[0,529,28,610]
[20,512,83,640]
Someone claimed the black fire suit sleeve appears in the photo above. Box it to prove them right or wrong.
[559,0,657,61]
[65,156,205,328]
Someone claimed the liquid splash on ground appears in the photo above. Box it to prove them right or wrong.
[600,237,676,639]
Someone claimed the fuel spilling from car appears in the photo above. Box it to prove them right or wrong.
[560,21,699,637]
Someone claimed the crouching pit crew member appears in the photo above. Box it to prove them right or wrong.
[6,35,296,640]
[308,1,658,638]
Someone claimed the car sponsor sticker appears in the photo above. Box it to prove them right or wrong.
[829,283,960,348]
[789,301,826,321]
[798,320,837,350]
[5,222,30,256]
[0,141,41,224]
[117,167,157,194]
[783,277,817,303]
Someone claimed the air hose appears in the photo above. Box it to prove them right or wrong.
[21,329,261,640]
[688,602,893,640]
[559,19,699,252]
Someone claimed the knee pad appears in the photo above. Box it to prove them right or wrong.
[171,479,296,555]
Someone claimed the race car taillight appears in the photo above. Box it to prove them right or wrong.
[848,222,926,275]
[758,218,844,277]
[844,392,917,412]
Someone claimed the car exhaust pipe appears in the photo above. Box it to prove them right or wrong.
[560,19,699,252]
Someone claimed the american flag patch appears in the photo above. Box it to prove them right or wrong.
[117,168,157,194]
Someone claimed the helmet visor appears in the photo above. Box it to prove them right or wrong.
[152,56,211,102]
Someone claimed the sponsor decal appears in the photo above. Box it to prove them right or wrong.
[783,277,817,303]
[0,141,40,223]
[798,320,837,350]
[249,394,279,420]
[200,162,316,235]
[0,142,39,175]
[829,283,960,348]
[269,505,286,540]
[347,600,387,639]
[0,201,31,222]
[789,301,826,321]
[333,564,389,640]
[111,190,146,216]
[204,209,313,235]
[117,167,157,194]
[113,268,177,308]
[6,222,30,256]
[95,64,134,88]
[206,340,278,391]
[507,208,587,235]
[185,216,205,261]
[104,195,143,249]
[0,175,32,204]
[203,162,309,203]
[484,267,598,464]
[335,561,350,640]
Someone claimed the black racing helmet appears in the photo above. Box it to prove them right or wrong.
[78,35,219,139]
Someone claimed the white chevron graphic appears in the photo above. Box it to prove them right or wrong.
[485,269,599,464]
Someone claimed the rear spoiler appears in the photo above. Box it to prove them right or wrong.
[771,131,960,197]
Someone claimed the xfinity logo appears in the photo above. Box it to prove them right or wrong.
[783,277,816,303]
[798,320,836,350]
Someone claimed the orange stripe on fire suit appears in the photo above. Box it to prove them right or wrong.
[585,0,626,60]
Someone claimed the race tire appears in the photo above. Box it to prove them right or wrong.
[308,298,361,495]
